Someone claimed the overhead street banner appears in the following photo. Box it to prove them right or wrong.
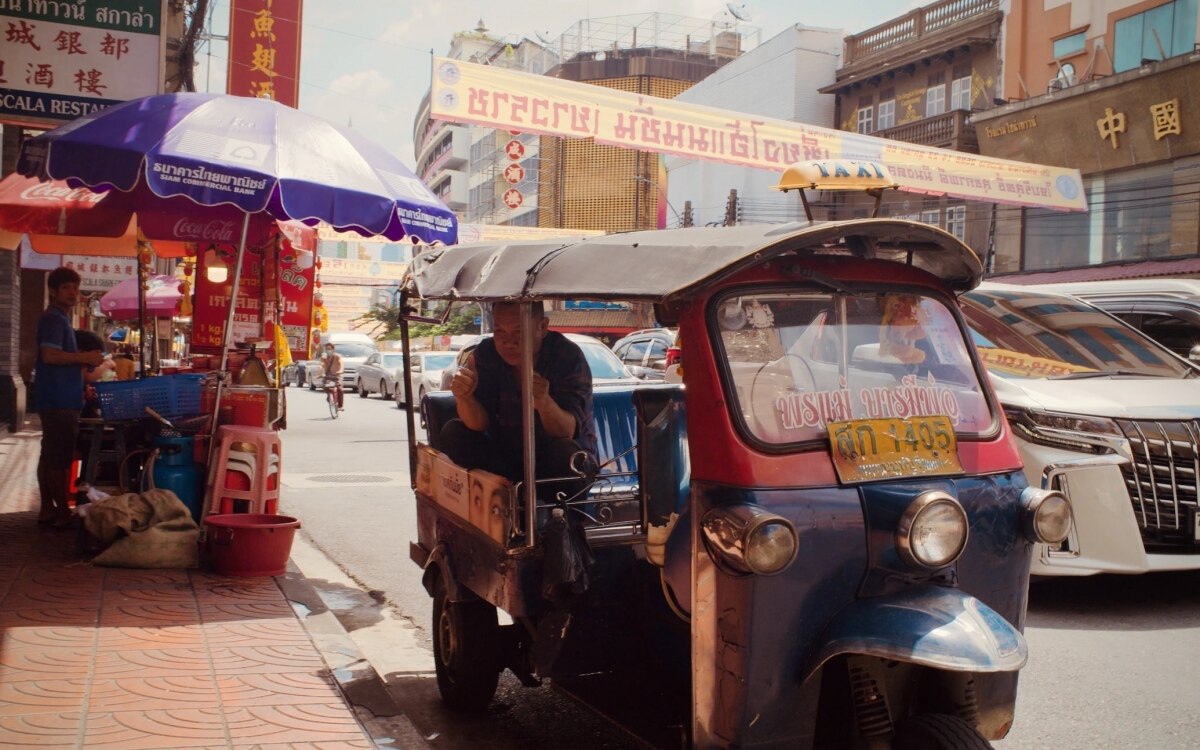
[0,1,165,127]
[431,57,1087,212]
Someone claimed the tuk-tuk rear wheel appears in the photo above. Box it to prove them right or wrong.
[894,714,992,750]
[432,576,500,712]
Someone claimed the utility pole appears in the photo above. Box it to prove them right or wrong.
[724,189,739,226]
[682,201,693,228]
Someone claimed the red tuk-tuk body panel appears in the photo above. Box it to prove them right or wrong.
[675,257,1022,489]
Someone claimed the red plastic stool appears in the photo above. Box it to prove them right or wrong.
[204,425,282,517]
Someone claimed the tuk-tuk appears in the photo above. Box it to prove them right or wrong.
[398,209,1072,748]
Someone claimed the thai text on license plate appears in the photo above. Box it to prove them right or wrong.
[827,415,964,484]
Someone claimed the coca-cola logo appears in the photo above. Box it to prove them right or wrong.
[173,217,236,242]
[19,183,103,204]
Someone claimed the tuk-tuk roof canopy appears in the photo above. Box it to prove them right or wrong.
[408,219,982,303]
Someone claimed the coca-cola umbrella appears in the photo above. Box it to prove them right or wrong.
[99,274,183,320]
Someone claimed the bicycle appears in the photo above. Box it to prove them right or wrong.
[324,379,343,419]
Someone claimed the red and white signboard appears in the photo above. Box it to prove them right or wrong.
[227,0,303,107]
[504,139,525,160]
[503,163,525,184]
[502,188,524,209]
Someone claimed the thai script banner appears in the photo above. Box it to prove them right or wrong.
[0,0,164,126]
[431,57,1087,212]
[227,0,301,108]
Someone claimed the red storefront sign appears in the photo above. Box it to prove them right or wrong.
[192,240,314,361]
[227,0,304,107]
[502,188,524,209]
[503,163,525,184]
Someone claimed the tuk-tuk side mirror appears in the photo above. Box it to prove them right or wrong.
[628,365,648,379]
[1190,343,1200,363]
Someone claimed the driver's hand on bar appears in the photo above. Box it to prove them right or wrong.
[450,364,478,399]
[531,373,551,410]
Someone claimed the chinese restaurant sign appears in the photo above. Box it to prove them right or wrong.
[431,57,1087,212]
[192,241,314,361]
[227,0,302,107]
[0,0,164,127]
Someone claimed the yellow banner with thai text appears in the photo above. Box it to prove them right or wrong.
[431,58,1087,212]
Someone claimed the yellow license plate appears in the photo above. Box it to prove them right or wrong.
[827,416,963,484]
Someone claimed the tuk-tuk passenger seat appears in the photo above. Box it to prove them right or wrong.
[422,388,644,526]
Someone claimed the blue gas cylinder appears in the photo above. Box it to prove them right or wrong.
[152,435,204,523]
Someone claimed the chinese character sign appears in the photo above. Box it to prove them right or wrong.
[431,57,1087,212]
[227,0,302,108]
[0,1,163,126]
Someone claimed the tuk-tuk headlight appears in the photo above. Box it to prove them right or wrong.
[897,491,968,569]
[1020,487,1073,544]
[702,505,798,576]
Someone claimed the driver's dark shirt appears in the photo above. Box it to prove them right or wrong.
[472,331,597,464]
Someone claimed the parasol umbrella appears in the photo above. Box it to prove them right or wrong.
[16,92,457,506]
[99,275,183,320]
[16,92,455,368]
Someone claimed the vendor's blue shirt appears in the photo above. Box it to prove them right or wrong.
[34,307,83,411]
[473,331,597,462]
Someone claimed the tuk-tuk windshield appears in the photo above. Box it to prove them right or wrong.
[714,290,993,446]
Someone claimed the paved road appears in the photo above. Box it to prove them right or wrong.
[278,384,1200,749]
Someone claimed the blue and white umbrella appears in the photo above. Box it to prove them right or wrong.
[16,92,456,244]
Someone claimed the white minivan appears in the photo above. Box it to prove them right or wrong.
[961,282,1200,576]
[309,331,377,391]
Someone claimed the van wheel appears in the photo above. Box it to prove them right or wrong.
[432,576,500,712]
[894,714,993,750]
[358,380,369,398]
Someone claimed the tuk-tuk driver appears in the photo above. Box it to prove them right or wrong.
[444,301,597,495]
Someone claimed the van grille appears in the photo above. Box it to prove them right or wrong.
[1115,419,1200,551]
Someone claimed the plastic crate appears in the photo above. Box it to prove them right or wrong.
[94,374,207,421]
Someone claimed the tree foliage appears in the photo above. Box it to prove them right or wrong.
[353,302,481,341]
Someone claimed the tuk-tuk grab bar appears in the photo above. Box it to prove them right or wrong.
[520,303,538,549]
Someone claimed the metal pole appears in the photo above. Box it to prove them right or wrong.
[400,308,418,487]
[521,302,537,547]
[202,213,251,520]
[137,248,147,377]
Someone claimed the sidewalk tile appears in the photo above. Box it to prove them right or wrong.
[95,623,207,650]
[88,675,222,711]
[0,710,83,748]
[224,704,366,744]
[99,603,200,627]
[0,606,99,627]
[218,672,344,706]
[93,647,214,679]
[81,707,229,749]
[0,586,103,610]
[101,586,198,608]
[204,619,312,646]
[199,601,296,622]
[209,644,326,674]
[0,625,95,651]
[0,678,89,716]
[103,570,192,589]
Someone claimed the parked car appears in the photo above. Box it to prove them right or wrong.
[1031,278,1200,363]
[409,350,460,407]
[357,351,407,400]
[960,282,1200,576]
[282,359,310,387]
[610,327,675,380]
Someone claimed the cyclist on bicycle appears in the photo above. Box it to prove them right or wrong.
[321,342,345,411]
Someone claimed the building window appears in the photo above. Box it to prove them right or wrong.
[926,74,946,116]
[920,208,941,227]
[1052,31,1086,58]
[1101,165,1173,262]
[946,205,966,240]
[1113,1,1196,72]
[950,75,972,110]
[877,98,895,130]
[857,105,874,134]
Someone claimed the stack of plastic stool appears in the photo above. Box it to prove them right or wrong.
[205,425,281,517]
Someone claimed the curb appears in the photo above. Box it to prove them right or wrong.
[279,537,434,750]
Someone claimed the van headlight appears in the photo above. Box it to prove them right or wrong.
[897,491,968,568]
[702,504,798,576]
[1020,487,1073,544]
[1005,408,1128,456]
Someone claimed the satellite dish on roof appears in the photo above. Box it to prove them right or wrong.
[534,30,555,45]
[726,2,751,21]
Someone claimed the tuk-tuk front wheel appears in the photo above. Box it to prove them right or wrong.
[894,714,992,750]
[432,576,500,712]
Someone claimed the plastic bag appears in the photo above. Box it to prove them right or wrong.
[540,508,594,601]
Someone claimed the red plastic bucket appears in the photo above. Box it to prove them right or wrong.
[204,514,301,577]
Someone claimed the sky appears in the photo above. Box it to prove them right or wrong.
[195,0,921,170]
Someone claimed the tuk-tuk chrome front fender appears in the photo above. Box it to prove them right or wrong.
[802,586,1027,683]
